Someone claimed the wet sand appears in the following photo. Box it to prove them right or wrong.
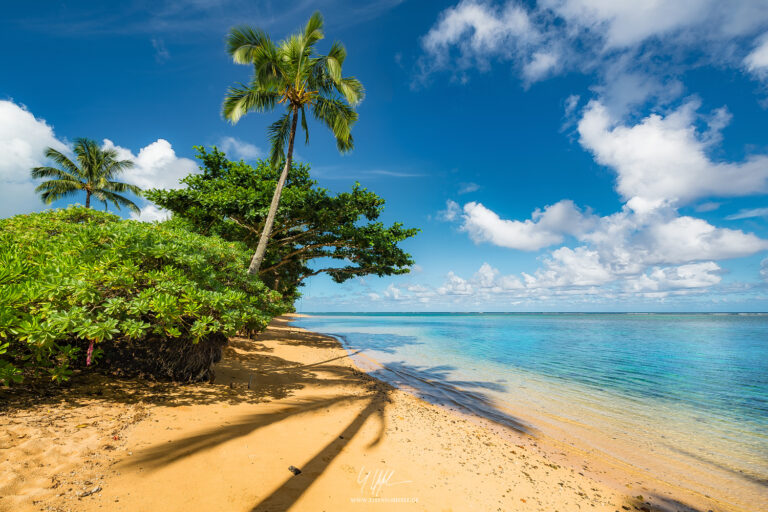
[0,316,733,511]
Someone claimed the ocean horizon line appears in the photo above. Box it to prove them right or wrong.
[300,311,768,315]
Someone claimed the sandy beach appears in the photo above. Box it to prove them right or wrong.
[0,316,734,512]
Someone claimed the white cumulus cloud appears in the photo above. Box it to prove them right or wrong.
[577,100,768,206]
[460,199,596,251]
[102,138,197,190]
[625,262,722,297]
[0,100,69,218]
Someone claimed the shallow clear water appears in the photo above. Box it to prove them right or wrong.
[293,313,768,509]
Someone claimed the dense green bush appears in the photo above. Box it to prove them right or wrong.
[0,207,287,386]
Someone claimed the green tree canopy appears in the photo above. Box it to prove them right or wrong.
[31,138,142,212]
[145,147,418,298]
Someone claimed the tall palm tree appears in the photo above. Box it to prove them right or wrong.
[31,138,141,213]
[223,11,364,275]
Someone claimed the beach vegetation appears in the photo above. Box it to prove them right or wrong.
[0,207,287,386]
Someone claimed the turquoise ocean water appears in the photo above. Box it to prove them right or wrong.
[293,313,768,509]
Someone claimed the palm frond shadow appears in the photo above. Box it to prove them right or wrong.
[366,361,532,435]
[126,392,373,470]
[621,493,711,512]
[250,390,389,511]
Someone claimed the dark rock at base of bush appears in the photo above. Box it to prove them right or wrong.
[101,333,228,383]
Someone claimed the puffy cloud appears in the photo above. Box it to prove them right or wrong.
[642,215,768,263]
[460,199,596,251]
[130,204,171,222]
[432,258,722,303]
[416,0,543,85]
[761,258,768,281]
[0,100,69,217]
[442,199,767,297]
[524,246,613,288]
[577,100,768,206]
[574,204,767,273]
[218,136,261,161]
[437,271,474,296]
[383,284,404,300]
[102,138,197,190]
[405,284,437,303]
[421,0,537,67]
[625,262,722,297]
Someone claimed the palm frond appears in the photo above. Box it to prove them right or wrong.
[325,41,346,83]
[312,97,357,152]
[102,158,135,181]
[222,12,362,171]
[253,47,283,84]
[281,35,306,70]
[73,138,99,182]
[30,166,79,182]
[337,76,365,106]
[222,82,279,123]
[104,180,142,196]
[268,112,292,168]
[303,11,325,48]
[227,26,271,64]
[42,148,81,177]
[34,179,83,204]
[97,190,141,213]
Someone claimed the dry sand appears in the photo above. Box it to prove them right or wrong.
[0,316,729,512]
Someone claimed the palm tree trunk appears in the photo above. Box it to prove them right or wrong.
[248,106,299,276]
[85,191,91,209]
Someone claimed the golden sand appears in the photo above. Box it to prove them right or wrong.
[0,317,724,511]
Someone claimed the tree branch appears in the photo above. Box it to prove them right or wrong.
[296,265,377,283]
[228,216,260,234]
[258,241,352,274]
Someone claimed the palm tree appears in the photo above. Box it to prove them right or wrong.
[222,11,364,275]
[31,138,141,213]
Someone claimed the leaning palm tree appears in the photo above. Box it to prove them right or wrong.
[31,138,141,213]
[223,11,364,275]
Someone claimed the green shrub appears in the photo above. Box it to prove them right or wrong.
[0,207,287,386]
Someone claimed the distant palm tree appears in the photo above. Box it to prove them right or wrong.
[31,138,141,213]
[222,11,364,275]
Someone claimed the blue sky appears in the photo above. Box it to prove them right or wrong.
[2,0,768,311]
